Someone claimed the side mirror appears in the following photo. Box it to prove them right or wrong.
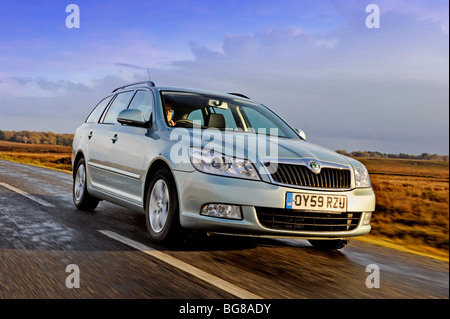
[295,128,307,140]
[117,109,148,127]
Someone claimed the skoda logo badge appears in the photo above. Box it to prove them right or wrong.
[309,161,321,174]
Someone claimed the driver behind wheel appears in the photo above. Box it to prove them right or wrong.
[164,98,175,126]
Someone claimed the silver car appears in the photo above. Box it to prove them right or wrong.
[72,81,375,249]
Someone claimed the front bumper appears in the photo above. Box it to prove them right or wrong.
[174,170,375,239]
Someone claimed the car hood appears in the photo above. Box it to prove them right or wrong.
[189,130,352,167]
[264,138,350,165]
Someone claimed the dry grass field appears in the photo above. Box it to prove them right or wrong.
[358,158,449,260]
[1,140,448,260]
[0,140,72,171]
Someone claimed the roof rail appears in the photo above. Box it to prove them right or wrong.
[227,92,250,99]
[112,81,155,93]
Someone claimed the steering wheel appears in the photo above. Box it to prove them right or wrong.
[174,119,208,129]
[174,119,194,126]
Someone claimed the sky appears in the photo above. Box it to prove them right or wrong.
[0,0,448,155]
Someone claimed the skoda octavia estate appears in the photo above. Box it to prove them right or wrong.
[72,81,375,249]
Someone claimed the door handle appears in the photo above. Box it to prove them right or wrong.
[88,131,93,139]
[111,134,118,143]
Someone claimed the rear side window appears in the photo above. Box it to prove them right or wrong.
[86,95,113,123]
[102,91,134,124]
[127,90,153,121]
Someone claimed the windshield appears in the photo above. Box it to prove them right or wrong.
[160,91,299,138]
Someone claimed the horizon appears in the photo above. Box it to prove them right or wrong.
[0,0,448,155]
[0,129,448,157]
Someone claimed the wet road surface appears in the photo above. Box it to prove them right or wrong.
[0,159,448,299]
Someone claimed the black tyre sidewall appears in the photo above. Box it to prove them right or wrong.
[73,158,98,211]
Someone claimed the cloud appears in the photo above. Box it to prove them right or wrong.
[0,75,126,123]
[113,62,146,70]
[151,16,448,154]
[0,0,447,154]
[0,76,93,97]
[375,0,449,35]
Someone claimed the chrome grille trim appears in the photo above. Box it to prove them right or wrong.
[261,158,353,191]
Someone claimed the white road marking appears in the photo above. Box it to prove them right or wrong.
[99,230,262,299]
[0,182,55,207]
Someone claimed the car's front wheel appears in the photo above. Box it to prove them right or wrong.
[145,168,180,243]
[73,158,99,211]
[308,239,350,250]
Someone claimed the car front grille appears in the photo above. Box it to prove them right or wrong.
[255,207,361,232]
[267,163,352,189]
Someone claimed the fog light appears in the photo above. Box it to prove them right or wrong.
[201,204,242,220]
[363,212,372,225]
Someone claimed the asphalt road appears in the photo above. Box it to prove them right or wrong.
[0,159,448,300]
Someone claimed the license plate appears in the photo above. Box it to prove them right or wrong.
[286,192,347,212]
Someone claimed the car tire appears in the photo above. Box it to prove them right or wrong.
[145,168,180,243]
[308,239,350,250]
[73,158,99,211]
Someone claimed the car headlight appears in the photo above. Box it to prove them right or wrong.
[189,147,260,180]
[354,164,371,188]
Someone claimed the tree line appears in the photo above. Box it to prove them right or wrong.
[336,150,449,161]
[0,130,447,160]
[0,130,74,146]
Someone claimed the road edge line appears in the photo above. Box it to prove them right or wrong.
[0,182,55,207]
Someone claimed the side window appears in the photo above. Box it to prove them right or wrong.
[187,109,204,125]
[211,107,237,129]
[128,90,153,121]
[102,91,134,124]
[86,95,113,123]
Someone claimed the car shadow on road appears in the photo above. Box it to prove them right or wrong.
[151,231,348,261]
[90,204,350,258]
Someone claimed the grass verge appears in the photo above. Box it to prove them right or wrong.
[1,141,448,261]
